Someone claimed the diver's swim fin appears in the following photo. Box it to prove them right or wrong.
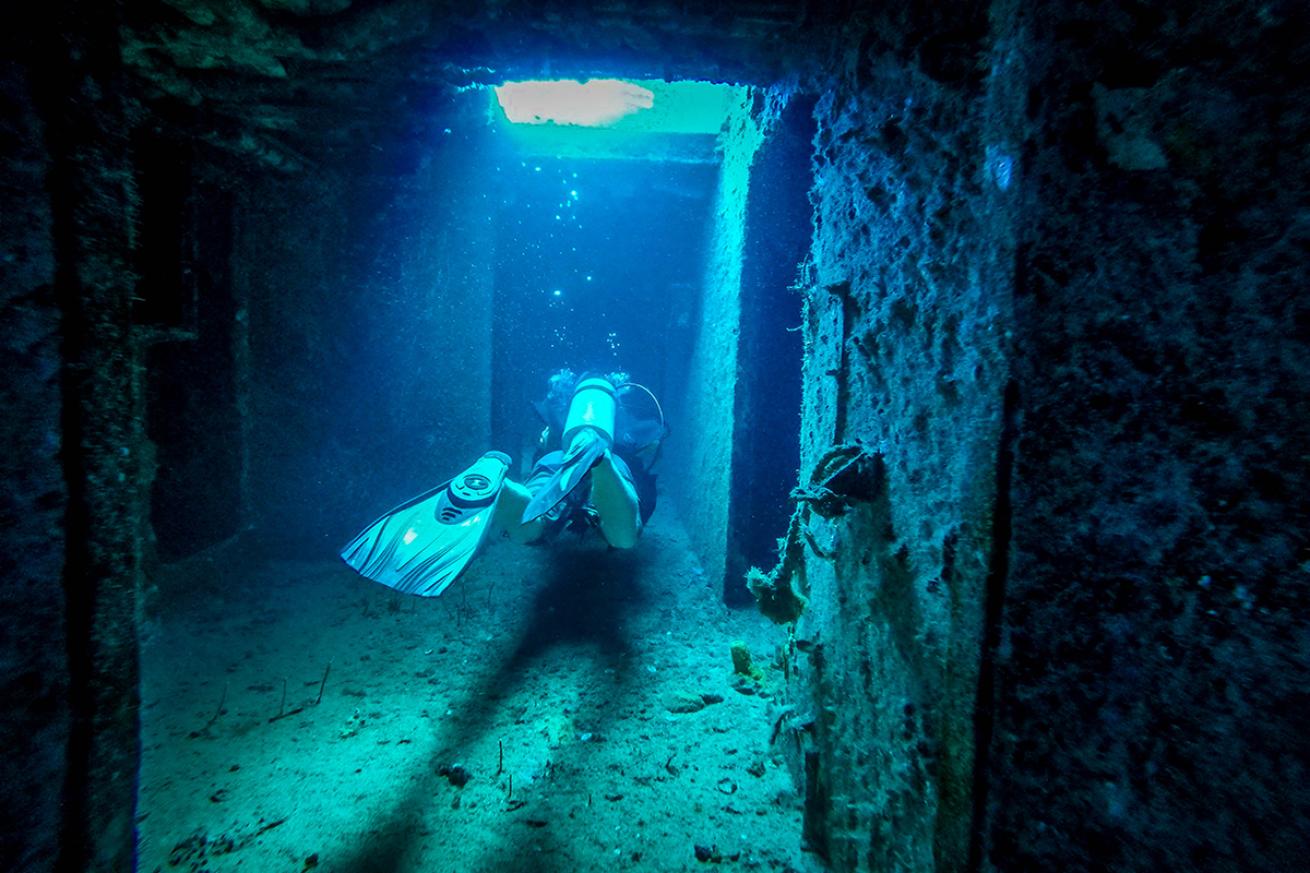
[521,430,609,523]
[339,452,511,597]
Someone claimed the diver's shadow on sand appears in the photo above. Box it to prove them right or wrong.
[507,539,653,664]
[438,537,653,751]
[332,542,652,872]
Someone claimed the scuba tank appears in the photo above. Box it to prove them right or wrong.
[563,377,617,448]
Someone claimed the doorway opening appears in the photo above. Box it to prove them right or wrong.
[481,79,813,603]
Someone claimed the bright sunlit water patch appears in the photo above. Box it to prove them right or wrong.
[492,79,741,143]
[495,79,653,127]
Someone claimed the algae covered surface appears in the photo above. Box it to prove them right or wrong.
[137,513,814,872]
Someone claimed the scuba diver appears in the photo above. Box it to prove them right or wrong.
[339,370,666,597]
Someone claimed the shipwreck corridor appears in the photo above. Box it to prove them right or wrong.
[133,78,824,871]
[142,79,812,601]
[10,3,1305,873]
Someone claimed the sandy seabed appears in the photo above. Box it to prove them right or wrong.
[138,512,819,873]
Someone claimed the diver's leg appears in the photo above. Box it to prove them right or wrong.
[493,478,545,544]
[591,452,642,549]
[496,451,569,543]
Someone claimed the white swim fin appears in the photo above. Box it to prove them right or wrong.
[340,452,510,597]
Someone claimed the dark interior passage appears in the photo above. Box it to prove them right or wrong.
[143,156,243,562]
[725,96,813,603]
